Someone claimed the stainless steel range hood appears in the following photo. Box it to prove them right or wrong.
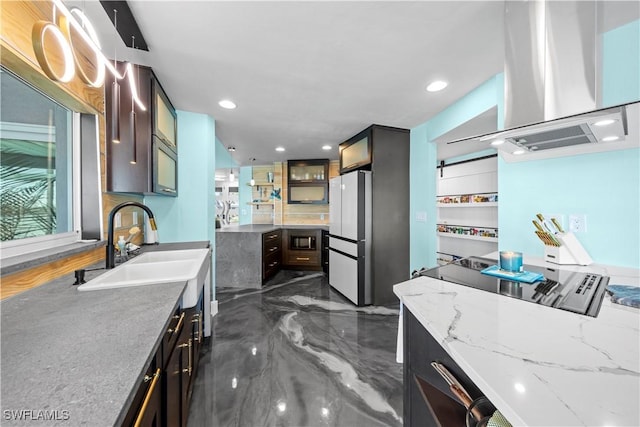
[504,0,598,129]
[495,0,640,162]
[483,102,638,162]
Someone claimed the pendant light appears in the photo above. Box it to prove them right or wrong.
[250,158,256,186]
[129,36,137,164]
[111,9,120,143]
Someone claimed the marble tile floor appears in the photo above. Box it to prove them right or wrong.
[188,270,403,427]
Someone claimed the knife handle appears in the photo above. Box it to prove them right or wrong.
[532,220,545,232]
[551,217,565,233]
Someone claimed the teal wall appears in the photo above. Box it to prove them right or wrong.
[215,137,238,169]
[602,20,640,107]
[410,75,503,271]
[409,123,436,271]
[498,149,639,266]
[238,166,252,225]
[144,110,217,294]
[499,20,640,268]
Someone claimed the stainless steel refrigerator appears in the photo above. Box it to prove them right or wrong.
[328,170,372,305]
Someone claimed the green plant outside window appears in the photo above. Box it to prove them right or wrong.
[0,68,73,242]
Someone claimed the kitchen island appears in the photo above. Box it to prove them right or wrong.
[0,241,209,426]
[394,254,640,426]
[216,224,328,288]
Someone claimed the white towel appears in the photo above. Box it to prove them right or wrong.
[396,302,403,363]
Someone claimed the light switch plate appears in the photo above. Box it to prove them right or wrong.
[416,211,427,222]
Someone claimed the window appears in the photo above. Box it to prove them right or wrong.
[0,68,80,254]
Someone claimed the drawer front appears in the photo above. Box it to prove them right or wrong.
[263,250,281,280]
[263,238,281,255]
[262,230,282,246]
[285,251,320,266]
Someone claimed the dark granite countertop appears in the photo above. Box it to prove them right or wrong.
[217,224,328,233]
[0,241,208,426]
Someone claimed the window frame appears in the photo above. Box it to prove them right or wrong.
[0,70,88,259]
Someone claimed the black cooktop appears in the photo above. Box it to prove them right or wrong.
[417,256,608,317]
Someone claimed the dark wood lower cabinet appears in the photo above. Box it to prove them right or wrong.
[123,290,205,427]
[282,229,322,270]
[404,309,484,426]
[121,355,162,427]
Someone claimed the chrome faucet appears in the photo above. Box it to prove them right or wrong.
[106,201,157,269]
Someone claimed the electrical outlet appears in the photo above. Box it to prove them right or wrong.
[320,214,325,220]
[569,214,587,233]
[132,211,138,225]
[416,211,427,222]
[114,212,121,228]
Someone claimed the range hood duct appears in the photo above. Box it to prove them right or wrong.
[504,0,598,131]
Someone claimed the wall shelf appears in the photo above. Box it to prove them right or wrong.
[246,182,274,187]
[437,232,498,243]
[437,202,498,208]
[437,157,498,261]
[247,202,274,206]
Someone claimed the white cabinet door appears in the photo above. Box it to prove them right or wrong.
[340,171,359,241]
[329,176,342,236]
[329,249,358,304]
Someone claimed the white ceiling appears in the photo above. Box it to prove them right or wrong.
[78,1,506,166]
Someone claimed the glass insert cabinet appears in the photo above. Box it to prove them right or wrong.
[287,159,329,204]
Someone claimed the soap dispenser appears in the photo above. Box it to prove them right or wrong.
[117,235,127,257]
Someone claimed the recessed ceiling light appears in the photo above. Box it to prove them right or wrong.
[322,145,331,150]
[219,99,237,109]
[602,136,619,142]
[426,80,448,92]
[227,146,236,152]
[490,139,505,146]
[275,147,285,152]
[513,149,526,155]
[593,119,616,127]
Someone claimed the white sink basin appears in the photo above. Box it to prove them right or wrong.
[78,248,211,308]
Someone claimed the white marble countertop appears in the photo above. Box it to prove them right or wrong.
[394,254,640,427]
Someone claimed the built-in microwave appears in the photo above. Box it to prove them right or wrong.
[339,128,372,174]
[290,235,317,251]
[153,136,178,196]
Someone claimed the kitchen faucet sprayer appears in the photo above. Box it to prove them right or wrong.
[106,202,157,269]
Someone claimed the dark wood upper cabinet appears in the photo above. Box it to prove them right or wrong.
[105,62,177,196]
[287,159,329,204]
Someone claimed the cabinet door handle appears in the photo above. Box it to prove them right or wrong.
[167,312,185,336]
[192,314,202,344]
[268,234,278,239]
[133,368,161,427]
[268,261,278,268]
[269,246,278,252]
[162,188,177,193]
[296,257,310,261]
[180,339,193,376]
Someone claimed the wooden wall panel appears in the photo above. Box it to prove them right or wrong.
[1,247,104,300]
[0,1,103,114]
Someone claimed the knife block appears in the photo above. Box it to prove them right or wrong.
[544,232,592,266]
